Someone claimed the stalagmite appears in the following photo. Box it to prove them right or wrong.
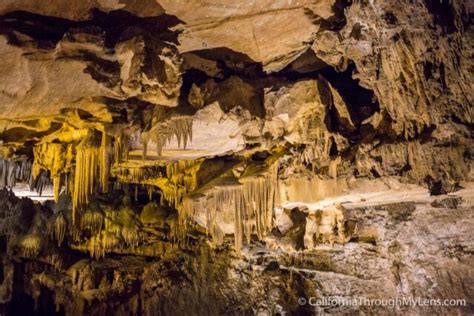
[53,213,67,247]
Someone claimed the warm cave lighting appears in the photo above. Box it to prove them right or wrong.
[0,1,471,315]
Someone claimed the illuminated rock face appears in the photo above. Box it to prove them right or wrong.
[0,1,473,315]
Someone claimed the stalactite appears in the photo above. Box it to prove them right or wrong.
[86,231,121,260]
[70,224,82,243]
[112,158,203,208]
[113,163,165,184]
[300,127,333,169]
[162,159,203,207]
[113,132,130,163]
[29,170,51,196]
[180,161,279,253]
[166,160,201,190]
[65,173,74,196]
[3,159,14,187]
[80,210,104,236]
[28,129,114,212]
[69,130,114,223]
[149,116,193,156]
[147,185,153,200]
[78,206,142,259]
[18,233,43,257]
[53,176,62,202]
[31,143,74,200]
[111,151,283,253]
[72,133,100,223]
[0,158,33,188]
[100,132,110,193]
[18,159,33,182]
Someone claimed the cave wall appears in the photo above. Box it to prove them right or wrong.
[0,0,472,315]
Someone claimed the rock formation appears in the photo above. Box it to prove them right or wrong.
[0,0,472,315]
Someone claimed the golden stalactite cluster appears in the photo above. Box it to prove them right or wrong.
[72,133,101,223]
[31,127,128,224]
[112,158,204,209]
[32,142,75,201]
[25,103,286,255]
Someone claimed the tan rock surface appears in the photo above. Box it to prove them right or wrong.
[0,1,472,315]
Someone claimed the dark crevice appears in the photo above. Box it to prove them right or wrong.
[423,61,434,80]
[319,0,352,31]
[274,54,331,81]
[0,235,7,253]
[178,68,213,108]
[0,262,4,283]
[329,137,338,157]
[382,12,398,26]
[349,22,364,40]
[319,76,357,138]
[424,0,457,34]
[0,10,75,48]
[182,47,382,135]
[82,52,121,88]
[320,63,380,125]
[450,113,474,129]
[7,286,64,316]
[278,56,381,130]
[283,49,329,74]
[87,9,182,47]
[186,47,266,80]
[439,62,447,91]
[0,122,62,144]
[0,9,182,49]
[180,48,266,118]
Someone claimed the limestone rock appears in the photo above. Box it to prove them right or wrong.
[304,204,348,248]
[0,0,472,315]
